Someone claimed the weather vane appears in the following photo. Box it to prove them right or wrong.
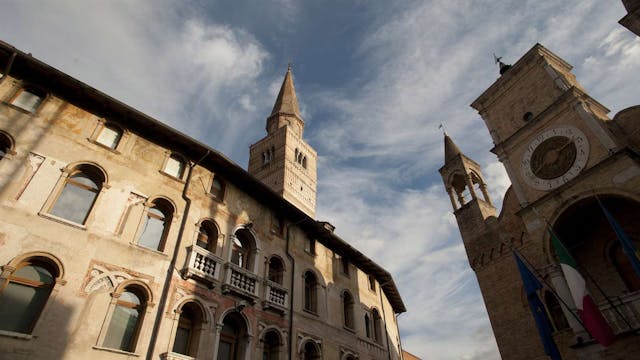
[438,123,447,135]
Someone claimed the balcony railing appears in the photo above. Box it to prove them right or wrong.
[182,245,223,287]
[263,280,288,313]
[160,352,194,360]
[222,262,259,301]
[600,291,640,334]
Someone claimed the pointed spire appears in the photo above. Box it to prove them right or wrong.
[444,133,462,163]
[271,65,301,117]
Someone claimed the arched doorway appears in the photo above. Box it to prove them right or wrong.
[553,195,640,298]
[217,312,248,360]
[302,340,321,360]
[262,330,282,360]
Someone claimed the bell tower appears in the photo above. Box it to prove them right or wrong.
[439,134,496,260]
[248,66,317,217]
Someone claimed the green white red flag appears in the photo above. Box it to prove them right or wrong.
[549,229,615,346]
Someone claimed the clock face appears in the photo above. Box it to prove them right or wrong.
[521,126,589,190]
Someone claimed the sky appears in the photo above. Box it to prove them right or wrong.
[1,1,639,359]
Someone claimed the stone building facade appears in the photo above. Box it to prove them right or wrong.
[0,40,406,360]
[441,43,640,359]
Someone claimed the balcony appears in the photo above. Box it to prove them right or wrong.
[160,352,194,360]
[182,245,223,287]
[600,291,640,334]
[221,262,259,302]
[263,280,288,314]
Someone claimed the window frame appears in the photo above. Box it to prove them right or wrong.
[267,256,285,285]
[160,152,187,181]
[135,198,174,253]
[303,271,318,314]
[208,174,226,202]
[7,86,46,114]
[342,290,355,330]
[42,163,107,228]
[195,219,220,254]
[96,281,153,355]
[340,256,350,277]
[368,274,377,292]
[304,238,316,256]
[90,121,125,152]
[0,257,62,335]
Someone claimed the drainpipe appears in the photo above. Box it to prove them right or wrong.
[146,150,210,360]
[1,52,17,85]
[285,217,307,359]
[378,282,393,360]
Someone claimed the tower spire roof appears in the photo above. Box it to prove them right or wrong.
[270,65,301,117]
[444,133,463,162]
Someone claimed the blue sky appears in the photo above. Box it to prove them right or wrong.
[1,1,639,359]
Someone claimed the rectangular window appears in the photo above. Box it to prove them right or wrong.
[209,176,225,200]
[11,89,43,113]
[340,257,350,276]
[368,274,376,292]
[304,238,316,255]
[164,154,185,179]
[96,125,122,149]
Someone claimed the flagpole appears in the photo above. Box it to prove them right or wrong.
[532,207,635,332]
[514,249,587,331]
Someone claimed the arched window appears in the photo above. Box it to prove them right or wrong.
[210,176,225,200]
[103,286,146,352]
[372,309,382,343]
[303,271,318,313]
[364,313,371,338]
[196,220,219,253]
[262,330,281,360]
[268,257,284,284]
[11,87,44,113]
[0,132,13,160]
[173,302,204,357]
[342,291,354,329]
[137,198,173,251]
[0,257,59,333]
[231,229,256,270]
[50,164,104,224]
[96,123,123,150]
[217,312,248,360]
[302,341,320,360]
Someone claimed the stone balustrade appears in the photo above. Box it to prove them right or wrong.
[263,279,288,313]
[182,245,224,287]
[600,291,640,334]
[222,262,259,301]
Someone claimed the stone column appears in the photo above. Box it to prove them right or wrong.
[465,174,478,200]
[446,187,459,210]
[211,323,223,360]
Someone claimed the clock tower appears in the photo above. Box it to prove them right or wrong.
[445,43,640,359]
[471,44,620,208]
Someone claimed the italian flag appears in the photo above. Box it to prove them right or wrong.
[550,230,615,346]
